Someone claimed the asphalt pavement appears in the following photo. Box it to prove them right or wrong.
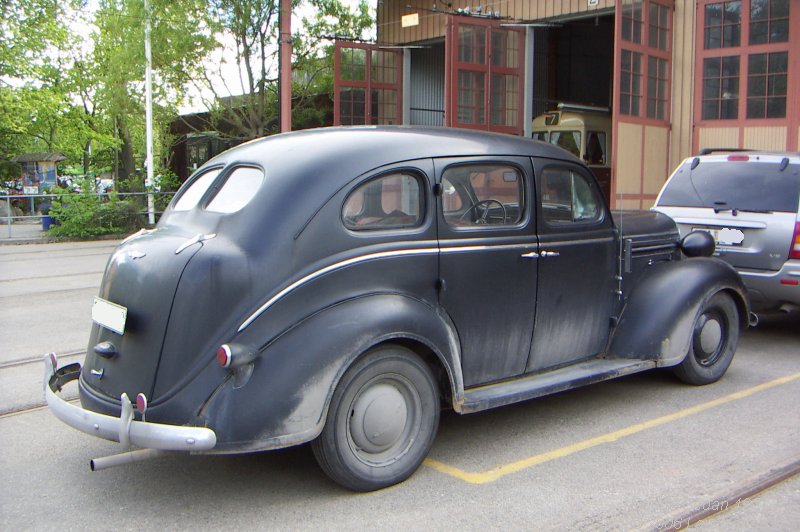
[1,238,798,530]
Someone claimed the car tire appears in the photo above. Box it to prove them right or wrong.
[673,292,739,385]
[311,345,440,491]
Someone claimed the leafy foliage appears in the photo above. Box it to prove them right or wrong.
[49,177,143,237]
[2,0,375,198]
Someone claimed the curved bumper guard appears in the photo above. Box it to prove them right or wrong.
[43,353,217,452]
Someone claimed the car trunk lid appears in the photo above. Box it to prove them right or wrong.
[81,229,203,402]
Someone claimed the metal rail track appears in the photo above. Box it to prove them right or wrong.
[641,457,800,531]
[0,349,84,370]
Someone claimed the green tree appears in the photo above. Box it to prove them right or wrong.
[91,0,216,181]
[200,0,373,141]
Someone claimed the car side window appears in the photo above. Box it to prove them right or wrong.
[343,171,422,230]
[541,167,601,224]
[442,164,524,227]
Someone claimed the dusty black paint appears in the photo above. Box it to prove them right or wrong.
[76,126,749,453]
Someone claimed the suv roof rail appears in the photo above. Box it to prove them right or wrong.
[697,148,755,156]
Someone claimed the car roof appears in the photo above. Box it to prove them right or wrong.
[204,126,581,184]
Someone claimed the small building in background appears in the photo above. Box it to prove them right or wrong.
[11,152,66,193]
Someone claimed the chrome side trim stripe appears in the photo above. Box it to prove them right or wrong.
[238,248,437,332]
[237,242,537,332]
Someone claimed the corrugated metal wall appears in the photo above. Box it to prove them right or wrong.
[409,43,446,126]
[533,28,551,120]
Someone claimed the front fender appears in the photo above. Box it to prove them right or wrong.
[609,258,748,366]
[202,293,462,453]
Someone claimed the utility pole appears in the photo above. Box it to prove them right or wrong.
[144,0,155,225]
[278,0,292,133]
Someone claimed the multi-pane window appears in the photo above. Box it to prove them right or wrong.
[647,56,669,119]
[618,2,671,123]
[747,52,788,118]
[702,56,740,119]
[491,29,519,68]
[340,48,367,81]
[749,0,790,44]
[371,89,398,125]
[458,25,486,65]
[622,0,644,43]
[648,3,670,50]
[457,71,485,125]
[704,1,742,48]
[335,43,402,126]
[451,21,523,134]
[491,74,519,128]
[620,50,642,116]
[339,89,366,125]
[699,0,791,121]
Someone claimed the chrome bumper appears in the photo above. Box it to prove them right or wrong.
[43,353,217,452]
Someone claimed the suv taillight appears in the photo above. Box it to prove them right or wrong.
[791,222,800,260]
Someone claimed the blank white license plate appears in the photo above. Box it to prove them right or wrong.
[693,227,745,246]
[92,297,127,335]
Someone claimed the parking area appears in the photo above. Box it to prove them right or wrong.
[1,241,798,530]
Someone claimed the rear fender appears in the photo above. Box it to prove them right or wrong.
[609,258,748,366]
[202,293,462,452]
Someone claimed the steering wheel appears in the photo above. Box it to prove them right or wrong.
[459,199,507,225]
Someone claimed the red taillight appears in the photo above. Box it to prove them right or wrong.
[727,154,750,162]
[217,345,232,368]
[780,279,798,286]
[790,222,800,260]
[136,393,148,414]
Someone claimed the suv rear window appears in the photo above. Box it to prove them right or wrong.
[658,160,800,213]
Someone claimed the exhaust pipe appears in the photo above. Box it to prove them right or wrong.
[749,312,759,327]
[90,448,167,471]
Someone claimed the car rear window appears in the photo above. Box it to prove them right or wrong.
[173,168,221,211]
[206,167,263,213]
[658,160,800,213]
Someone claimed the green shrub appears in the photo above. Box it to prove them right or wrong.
[49,177,145,237]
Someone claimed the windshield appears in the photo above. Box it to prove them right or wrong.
[658,160,800,213]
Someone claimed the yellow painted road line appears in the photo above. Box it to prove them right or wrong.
[424,372,800,485]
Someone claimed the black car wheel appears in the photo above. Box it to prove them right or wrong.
[312,345,440,491]
[673,292,739,385]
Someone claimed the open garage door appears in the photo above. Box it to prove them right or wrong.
[333,42,403,126]
[445,15,525,135]
[612,0,674,209]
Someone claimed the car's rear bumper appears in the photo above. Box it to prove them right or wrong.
[738,259,800,311]
[44,353,217,452]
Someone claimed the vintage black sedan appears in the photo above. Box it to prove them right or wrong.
[45,127,749,491]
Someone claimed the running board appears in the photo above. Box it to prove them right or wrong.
[460,359,656,414]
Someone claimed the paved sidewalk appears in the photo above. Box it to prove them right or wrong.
[0,221,51,244]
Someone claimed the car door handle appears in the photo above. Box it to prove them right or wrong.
[521,251,539,259]
[540,250,560,258]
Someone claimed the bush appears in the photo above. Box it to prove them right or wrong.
[49,177,145,237]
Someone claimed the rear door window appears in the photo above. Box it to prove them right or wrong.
[658,160,800,213]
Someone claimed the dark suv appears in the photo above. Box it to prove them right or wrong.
[654,151,800,315]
